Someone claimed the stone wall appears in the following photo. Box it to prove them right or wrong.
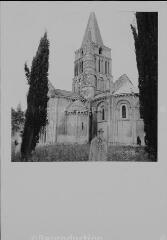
[111,95,145,145]
[40,96,71,144]
[42,93,145,146]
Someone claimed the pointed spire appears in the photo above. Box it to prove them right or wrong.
[81,12,103,47]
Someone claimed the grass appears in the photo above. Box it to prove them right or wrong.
[11,143,153,162]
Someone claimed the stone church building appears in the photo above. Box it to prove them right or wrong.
[40,12,145,145]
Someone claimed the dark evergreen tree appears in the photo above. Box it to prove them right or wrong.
[131,12,158,160]
[21,32,49,160]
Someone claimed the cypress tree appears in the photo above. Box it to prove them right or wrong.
[131,12,158,160]
[21,32,49,160]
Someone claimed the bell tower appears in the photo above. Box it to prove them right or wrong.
[72,12,113,99]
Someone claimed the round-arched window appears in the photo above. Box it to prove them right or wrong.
[97,103,106,122]
[102,108,105,120]
[99,47,102,55]
[122,105,127,119]
[81,61,83,72]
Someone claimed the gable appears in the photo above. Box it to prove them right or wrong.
[113,74,139,95]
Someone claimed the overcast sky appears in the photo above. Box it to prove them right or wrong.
[2,1,138,110]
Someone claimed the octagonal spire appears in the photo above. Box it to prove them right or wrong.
[81,12,103,47]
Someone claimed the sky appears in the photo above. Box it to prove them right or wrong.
[2,1,138,110]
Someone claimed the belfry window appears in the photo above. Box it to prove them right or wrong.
[122,105,127,119]
[99,47,102,55]
[74,65,76,76]
[75,63,78,76]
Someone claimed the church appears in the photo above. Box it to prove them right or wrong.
[40,12,145,145]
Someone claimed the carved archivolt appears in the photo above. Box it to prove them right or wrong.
[115,99,132,119]
[115,99,131,110]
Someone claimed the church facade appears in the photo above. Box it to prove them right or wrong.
[40,12,145,145]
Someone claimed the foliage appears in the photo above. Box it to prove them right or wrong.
[11,104,25,135]
[131,12,158,160]
[21,32,49,160]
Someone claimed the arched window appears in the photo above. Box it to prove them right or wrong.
[99,58,100,72]
[81,61,83,73]
[97,102,106,122]
[99,47,102,54]
[102,108,105,120]
[105,61,107,74]
[81,122,84,130]
[76,63,78,76]
[74,65,76,76]
[122,105,126,119]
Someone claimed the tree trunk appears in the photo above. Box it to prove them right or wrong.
[21,126,34,161]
